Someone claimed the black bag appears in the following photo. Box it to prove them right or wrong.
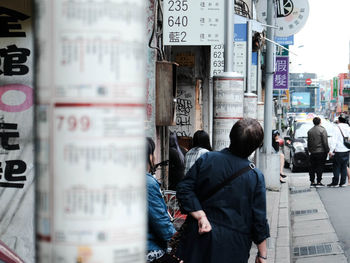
[168,164,255,260]
[338,126,350,149]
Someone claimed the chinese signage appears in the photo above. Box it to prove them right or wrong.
[273,56,289,89]
[275,36,294,45]
[0,2,34,262]
[333,77,339,98]
[210,22,247,77]
[164,0,224,45]
[256,0,309,37]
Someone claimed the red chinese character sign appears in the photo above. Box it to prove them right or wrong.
[0,2,34,262]
[274,56,289,89]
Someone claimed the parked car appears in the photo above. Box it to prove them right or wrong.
[283,119,335,172]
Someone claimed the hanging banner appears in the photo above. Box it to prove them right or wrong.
[0,2,34,262]
[273,56,289,90]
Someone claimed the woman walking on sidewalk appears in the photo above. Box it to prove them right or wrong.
[175,118,270,263]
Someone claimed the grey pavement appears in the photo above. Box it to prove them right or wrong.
[248,168,349,263]
[289,171,348,262]
[318,178,350,261]
[249,177,291,263]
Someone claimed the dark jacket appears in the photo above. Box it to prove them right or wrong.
[307,125,329,154]
[176,149,270,263]
[147,173,176,251]
[169,147,185,190]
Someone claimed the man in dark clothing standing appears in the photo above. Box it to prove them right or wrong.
[307,117,330,187]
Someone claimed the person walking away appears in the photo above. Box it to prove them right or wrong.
[184,130,212,175]
[307,117,329,187]
[272,130,287,183]
[328,114,350,187]
[176,118,269,263]
[146,137,176,262]
[169,132,185,190]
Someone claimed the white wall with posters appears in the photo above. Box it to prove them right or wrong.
[0,2,34,262]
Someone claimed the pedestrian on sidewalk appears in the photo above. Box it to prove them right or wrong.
[328,114,350,187]
[184,130,212,175]
[272,130,287,183]
[146,137,176,262]
[176,118,269,263]
[307,117,329,187]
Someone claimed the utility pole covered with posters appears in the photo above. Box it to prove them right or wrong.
[35,0,147,262]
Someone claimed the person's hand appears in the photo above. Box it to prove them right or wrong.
[329,152,334,157]
[197,215,212,234]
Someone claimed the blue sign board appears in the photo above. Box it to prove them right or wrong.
[234,24,247,41]
[273,56,289,90]
[252,52,258,65]
[275,35,294,45]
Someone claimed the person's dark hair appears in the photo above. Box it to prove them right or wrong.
[272,129,280,138]
[169,132,185,165]
[338,114,347,123]
[192,130,212,151]
[229,118,264,158]
[146,137,155,172]
[313,117,321,126]
[272,130,280,152]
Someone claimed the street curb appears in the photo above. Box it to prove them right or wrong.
[275,181,291,263]
[249,181,291,263]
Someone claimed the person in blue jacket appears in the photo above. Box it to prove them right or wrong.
[176,118,270,263]
[146,137,176,262]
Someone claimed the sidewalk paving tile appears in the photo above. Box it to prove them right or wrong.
[293,232,340,245]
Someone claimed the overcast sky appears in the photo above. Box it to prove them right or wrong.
[288,0,350,80]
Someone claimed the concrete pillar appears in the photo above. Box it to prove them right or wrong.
[213,73,244,150]
[258,152,281,191]
[35,1,147,262]
[258,102,265,127]
[244,93,258,119]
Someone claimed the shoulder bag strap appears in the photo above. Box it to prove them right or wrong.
[199,163,255,202]
[338,125,345,138]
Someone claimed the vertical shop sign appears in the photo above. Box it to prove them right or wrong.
[0,2,34,262]
[273,56,289,89]
[333,77,338,98]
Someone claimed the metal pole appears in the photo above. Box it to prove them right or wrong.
[224,0,235,72]
[278,90,282,133]
[263,0,275,154]
[246,20,252,93]
[257,50,262,101]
